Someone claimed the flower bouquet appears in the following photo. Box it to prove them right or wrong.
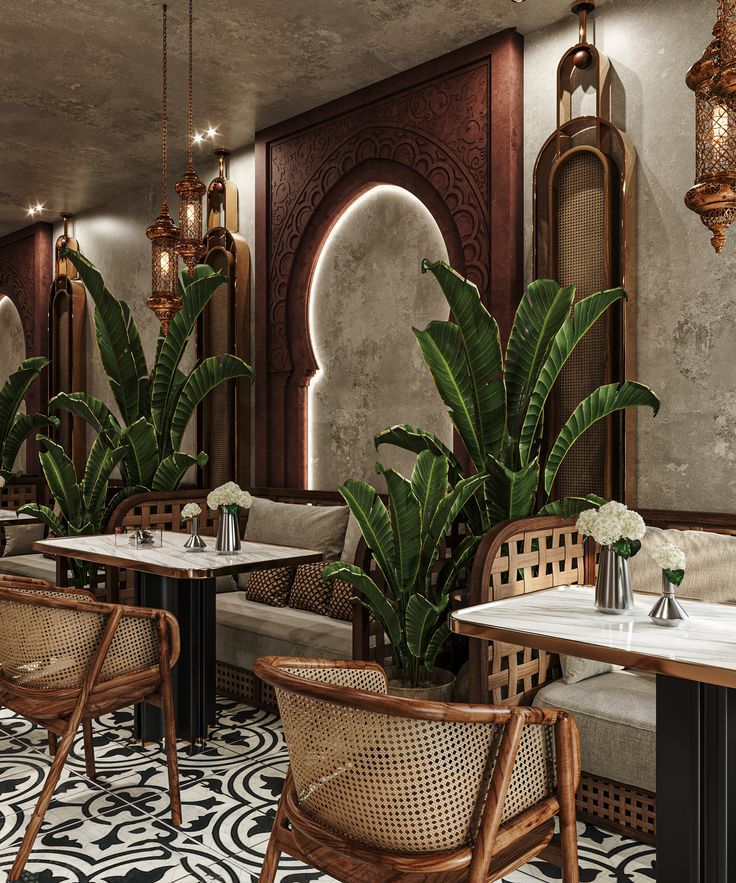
[207,482,252,553]
[181,502,206,552]
[649,542,688,626]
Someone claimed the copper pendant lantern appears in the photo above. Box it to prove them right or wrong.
[685,2,736,253]
[175,0,206,275]
[146,4,180,335]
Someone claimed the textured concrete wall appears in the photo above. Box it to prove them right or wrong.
[0,296,27,471]
[51,145,256,477]
[308,185,453,491]
[524,0,731,511]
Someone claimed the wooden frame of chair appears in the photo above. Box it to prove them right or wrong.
[254,656,581,883]
[0,583,182,881]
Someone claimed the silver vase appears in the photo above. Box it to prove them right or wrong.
[595,545,634,614]
[183,516,207,552]
[215,506,241,554]
[648,573,689,627]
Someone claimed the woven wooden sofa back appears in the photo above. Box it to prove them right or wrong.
[468,509,736,707]
[102,487,353,603]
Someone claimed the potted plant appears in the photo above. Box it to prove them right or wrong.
[324,450,484,698]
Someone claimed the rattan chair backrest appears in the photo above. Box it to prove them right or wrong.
[0,588,161,691]
[260,658,557,855]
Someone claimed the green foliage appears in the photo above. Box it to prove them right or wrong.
[0,357,57,482]
[51,250,255,490]
[324,452,485,687]
[19,435,146,586]
[377,259,661,531]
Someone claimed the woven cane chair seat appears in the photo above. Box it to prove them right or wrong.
[263,659,559,856]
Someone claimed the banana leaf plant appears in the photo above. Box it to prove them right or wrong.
[0,356,57,482]
[324,450,485,687]
[19,435,145,587]
[50,249,255,491]
[376,260,661,536]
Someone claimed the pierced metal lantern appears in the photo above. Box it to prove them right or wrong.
[175,163,206,273]
[146,209,180,334]
[685,6,736,253]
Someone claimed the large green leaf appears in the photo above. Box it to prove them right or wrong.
[414,321,484,469]
[424,622,451,672]
[81,438,127,529]
[62,250,147,426]
[0,357,49,449]
[434,532,481,600]
[120,417,158,488]
[405,593,447,659]
[410,450,449,537]
[375,424,463,484]
[151,451,207,491]
[337,479,397,596]
[323,561,405,669]
[544,382,661,494]
[378,466,421,598]
[101,485,149,531]
[505,280,576,449]
[17,503,66,538]
[151,266,225,437]
[519,287,627,464]
[484,455,540,524]
[537,494,607,518]
[2,413,58,474]
[36,436,83,528]
[49,392,122,444]
[421,260,506,460]
[170,354,254,450]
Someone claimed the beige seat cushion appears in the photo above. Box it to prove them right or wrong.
[533,669,656,792]
[1,522,45,557]
[631,527,736,602]
[216,592,352,671]
[0,553,59,583]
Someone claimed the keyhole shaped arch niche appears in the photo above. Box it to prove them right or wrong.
[308,183,455,491]
[255,30,523,487]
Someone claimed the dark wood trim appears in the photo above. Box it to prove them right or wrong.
[255,29,524,487]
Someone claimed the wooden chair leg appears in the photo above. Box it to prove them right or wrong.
[157,615,182,828]
[82,719,96,779]
[555,713,580,883]
[47,731,57,756]
[259,777,291,883]
[9,721,76,881]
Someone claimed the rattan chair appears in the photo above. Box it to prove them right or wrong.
[0,580,182,882]
[253,657,581,883]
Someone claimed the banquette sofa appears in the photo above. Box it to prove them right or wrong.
[466,509,736,844]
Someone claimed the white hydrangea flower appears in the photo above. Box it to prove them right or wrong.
[575,507,598,537]
[0,475,5,489]
[574,500,646,547]
[181,502,201,520]
[652,541,686,572]
[207,482,253,511]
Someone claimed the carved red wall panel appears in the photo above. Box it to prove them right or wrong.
[256,29,523,487]
[0,222,53,473]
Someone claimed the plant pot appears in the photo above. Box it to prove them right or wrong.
[386,667,455,701]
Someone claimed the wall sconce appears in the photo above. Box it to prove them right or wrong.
[685,3,736,253]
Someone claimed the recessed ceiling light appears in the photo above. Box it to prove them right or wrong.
[205,126,220,139]
[511,0,526,3]
[35,202,44,212]
[192,132,204,145]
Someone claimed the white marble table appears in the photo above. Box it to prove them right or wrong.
[36,532,323,743]
[452,585,736,883]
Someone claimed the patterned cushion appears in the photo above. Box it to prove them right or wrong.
[290,563,332,615]
[245,567,295,607]
[327,578,356,621]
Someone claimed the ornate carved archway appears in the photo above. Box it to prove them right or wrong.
[256,30,523,487]
[0,222,53,473]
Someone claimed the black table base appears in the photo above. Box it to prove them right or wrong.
[657,675,736,883]
[134,572,216,744]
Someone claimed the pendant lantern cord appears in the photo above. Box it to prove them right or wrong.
[187,0,194,169]
[161,4,169,212]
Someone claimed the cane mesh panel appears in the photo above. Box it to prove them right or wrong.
[555,151,609,499]
[0,590,158,690]
[275,665,557,853]
[283,665,387,694]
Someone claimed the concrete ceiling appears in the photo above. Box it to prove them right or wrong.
[0,0,608,237]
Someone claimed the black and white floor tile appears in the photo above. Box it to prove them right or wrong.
[0,698,656,882]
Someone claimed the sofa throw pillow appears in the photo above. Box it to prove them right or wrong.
[1,523,45,557]
[559,655,622,685]
[327,578,356,621]
[245,567,295,607]
[243,497,349,561]
[290,563,332,616]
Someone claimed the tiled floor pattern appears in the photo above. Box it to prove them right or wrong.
[0,698,657,882]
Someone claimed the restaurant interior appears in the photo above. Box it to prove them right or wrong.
[0,0,733,880]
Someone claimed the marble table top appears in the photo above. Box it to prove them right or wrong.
[452,585,736,689]
[0,508,41,524]
[34,531,324,580]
